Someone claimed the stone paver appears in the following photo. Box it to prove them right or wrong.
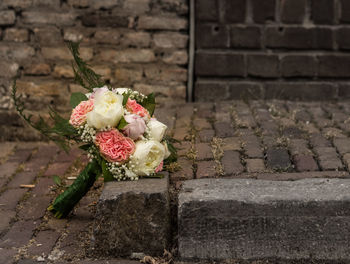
[1,100,350,262]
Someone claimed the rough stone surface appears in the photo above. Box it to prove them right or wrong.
[178,178,350,260]
[92,175,170,257]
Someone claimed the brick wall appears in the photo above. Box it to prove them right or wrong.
[194,0,350,101]
[0,0,188,140]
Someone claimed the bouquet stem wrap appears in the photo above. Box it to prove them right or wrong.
[48,159,101,218]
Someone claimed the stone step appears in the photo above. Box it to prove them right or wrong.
[178,178,350,261]
[92,173,170,258]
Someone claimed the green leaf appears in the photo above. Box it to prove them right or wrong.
[164,140,177,165]
[53,175,62,186]
[141,93,156,116]
[70,92,88,108]
[79,144,91,151]
[117,116,128,130]
[122,92,131,106]
[101,160,114,182]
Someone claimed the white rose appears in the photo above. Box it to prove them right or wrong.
[130,140,165,176]
[114,88,130,95]
[147,119,167,142]
[86,90,124,129]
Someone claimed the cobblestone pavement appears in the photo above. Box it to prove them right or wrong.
[1,100,350,263]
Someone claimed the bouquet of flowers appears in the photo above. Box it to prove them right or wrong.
[12,43,177,218]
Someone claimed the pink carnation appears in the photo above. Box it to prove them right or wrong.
[155,161,163,173]
[69,100,94,127]
[95,129,135,163]
[126,98,150,118]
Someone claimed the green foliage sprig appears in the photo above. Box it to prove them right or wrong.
[11,82,76,152]
[68,42,105,91]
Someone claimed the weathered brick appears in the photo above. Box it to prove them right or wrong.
[314,147,343,170]
[173,127,190,141]
[153,32,188,48]
[33,27,62,46]
[0,210,15,234]
[195,143,213,160]
[22,11,77,26]
[196,24,229,49]
[222,137,241,151]
[246,158,266,173]
[92,65,112,80]
[281,0,306,23]
[247,55,279,78]
[162,50,188,65]
[265,27,333,50]
[0,220,38,248]
[115,68,142,83]
[227,82,263,100]
[195,0,218,21]
[196,160,217,178]
[194,82,228,101]
[94,30,120,44]
[339,83,350,98]
[43,162,71,177]
[266,148,291,170]
[333,138,350,155]
[281,55,316,77]
[193,118,211,130]
[4,28,29,42]
[264,83,337,100]
[0,11,15,26]
[138,16,187,30]
[293,154,319,172]
[122,32,151,48]
[344,153,350,169]
[0,248,16,264]
[27,230,61,256]
[53,65,74,78]
[220,0,246,23]
[0,43,35,61]
[16,80,65,96]
[323,127,346,139]
[340,0,350,22]
[198,129,215,143]
[1,0,60,8]
[289,139,311,156]
[311,0,335,24]
[123,0,150,14]
[100,49,155,63]
[319,55,350,77]
[230,26,261,49]
[171,158,193,182]
[215,112,231,122]
[310,134,332,148]
[24,63,51,76]
[81,14,128,27]
[251,0,275,23]
[174,141,191,157]
[214,122,235,138]
[17,195,51,220]
[222,150,243,175]
[0,61,19,78]
[195,52,245,77]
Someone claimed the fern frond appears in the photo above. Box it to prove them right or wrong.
[68,42,105,92]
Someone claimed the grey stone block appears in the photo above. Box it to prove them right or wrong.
[92,174,170,257]
[178,178,350,261]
